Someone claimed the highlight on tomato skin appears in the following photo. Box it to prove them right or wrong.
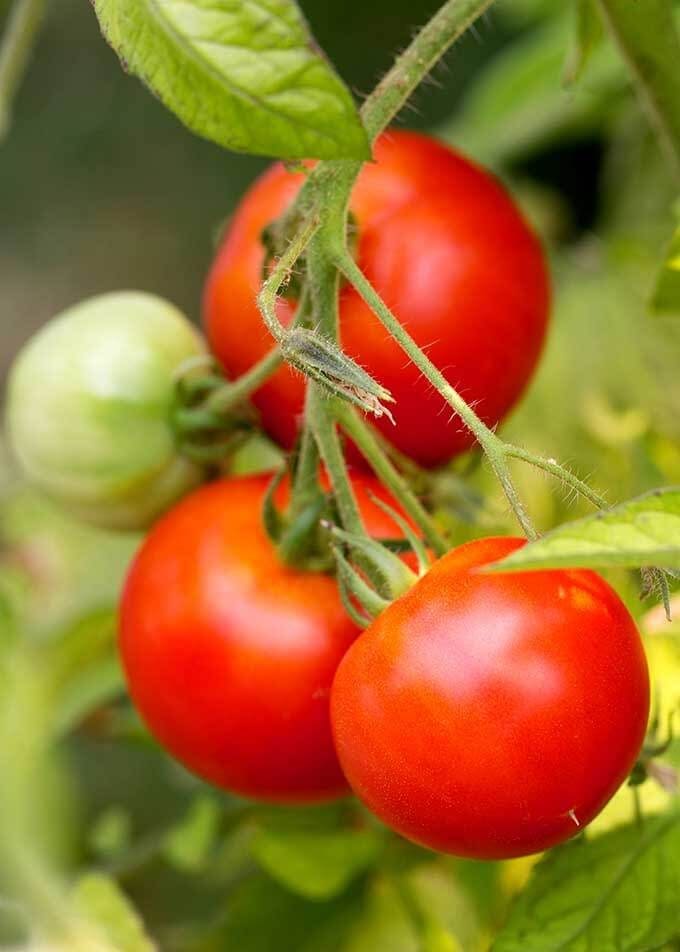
[118,471,410,804]
[203,129,551,469]
[330,536,651,860]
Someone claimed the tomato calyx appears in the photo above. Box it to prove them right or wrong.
[170,356,258,465]
[324,496,431,627]
[261,464,338,573]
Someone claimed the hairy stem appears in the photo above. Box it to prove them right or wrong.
[288,415,321,520]
[307,385,364,536]
[361,0,496,141]
[504,445,608,509]
[203,348,282,415]
[333,401,448,556]
[596,0,680,183]
[278,0,495,223]
[258,215,320,343]
[335,250,537,538]
[0,0,45,137]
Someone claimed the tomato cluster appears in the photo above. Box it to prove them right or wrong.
[4,131,650,860]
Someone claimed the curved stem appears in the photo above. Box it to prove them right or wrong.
[258,215,320,343]
[596,0,680,183]
[0,0,45,138]
[333,401,448,556]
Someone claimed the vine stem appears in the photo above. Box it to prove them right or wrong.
[335,250,538,539]
[332,400,448,556]
[361,0,496,141]
[287,412,320,520]
[0,0,46,137]
[258,215,320,345]
[201,348,282,416]
[268,0,496,243]
[307,384,365,536]
[596,0,680,183]
[504,445,608,510]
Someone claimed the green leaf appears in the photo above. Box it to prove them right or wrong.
[91,0,369,160]
[89,807,133,859]
[440,14,623,164]
[251,825,382,900]
[203,874,358,952]
[490,488,680,572]
[46,610,124,737]
[72,873,156,952]
[342,876,416,952]
[163,795,221,873]
[493,811,680,951]
[563,0,603,86]
[652,210,680,316]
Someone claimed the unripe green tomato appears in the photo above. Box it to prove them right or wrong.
[6,291,205,531]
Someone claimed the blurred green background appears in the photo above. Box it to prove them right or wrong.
[1,0,680,949]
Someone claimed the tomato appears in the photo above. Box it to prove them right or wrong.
[331,537,650,858]
[204,130,550,468]
[119,471,409,802]
[6,291,205,531]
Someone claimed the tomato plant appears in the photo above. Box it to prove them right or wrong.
[5,291,205,530]
[204,130,550,467]
[119,471,408,802]
[331,536,650,858]
[2,0,680,949]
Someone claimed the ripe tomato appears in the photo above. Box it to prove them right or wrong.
[204,130,550,468]
[6,291,205,530]
[119,471,408,802]
[331,537,650,858]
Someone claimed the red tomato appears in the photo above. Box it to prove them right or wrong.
[331,537,650,858]
[203,130,550,468]
[119,471,407,802]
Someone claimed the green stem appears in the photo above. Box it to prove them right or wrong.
[288,415,321,519]
[596,0,680,183]
[0,0,45,137]
[306,195,353,339]
[360,0,496,141]
[333,401,448,556]
[335,251,538,539]
[275,0,495,227]
[258,215,320,344]
[307,385,364,536]
[203,348,282,415]
[504,445,608,509]
[336,253,495,448]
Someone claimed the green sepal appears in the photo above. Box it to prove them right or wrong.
[367,493,432,576]
[281,328,395,420]
[324,523,418,599]
[262,468,289,546]
[333,546,390,625]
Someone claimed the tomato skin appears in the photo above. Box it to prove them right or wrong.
[331,537,650,858]
[119,471,408,802]
[204,130,550,467]
[6,291,205,530]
